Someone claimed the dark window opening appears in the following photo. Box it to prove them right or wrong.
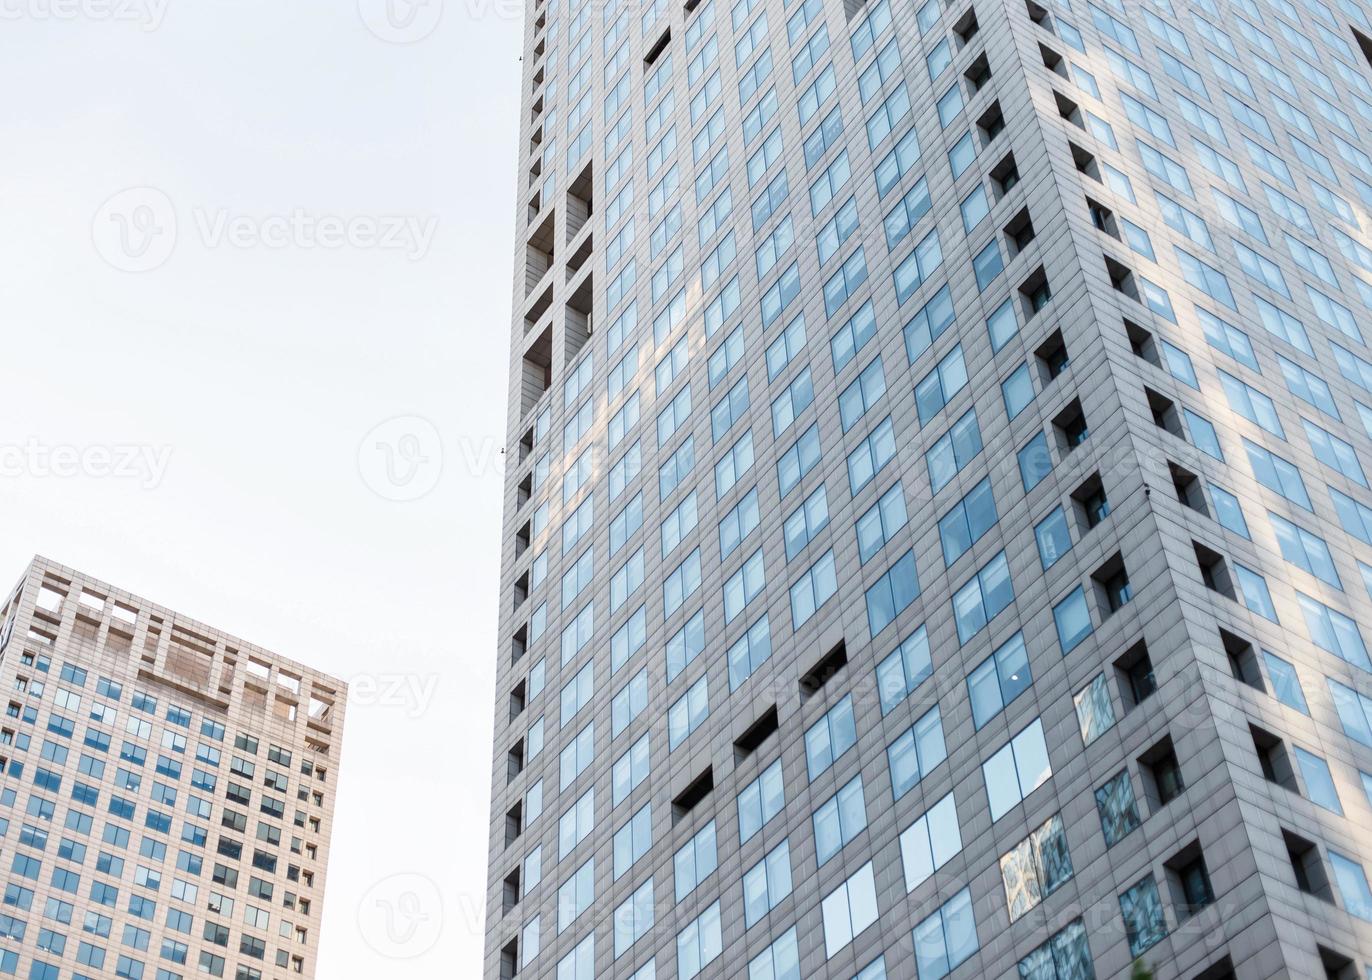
[800,640,849,696]
[992,152,1020,198]
[1220,629,1264,692]
[1284,830,1333,902]
[1169,460,1205,510]
[1165,841,1216,918]
[1139,735,1184,808]
[1035,330,1070,382]
[1114,640,1155,708]
[1092,552,1132,614]
[672,767,714,824]
[1250,724,1297,792]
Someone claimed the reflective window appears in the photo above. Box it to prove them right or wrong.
[831,301,878,373]
[1199,308,1258,371]
[1184,409,1224,460]
[613,879,654,959]
[1245,439,1306,507]
[951,551,1013,644]
[556,859,595,933]
[1294,747,1343,814]
[1329,678,1372,748]
[848,416,898,494]
[1219,371,1283,437]
[747,926,800,980]
[556,934,594,980]
[1000,814,1073,922]
[1119,876,1168,956]
[972,240,1004,290]
[792,550,839,627]
[821,863,879,958]
[1305,418,1368,487]
[840,358,888,432]
[904,285,956,363]
[559,790,598,856]
[766,313,807,381]
[1329,851,1372,922]
[854,956,888,980]
[937,477,997,566]
[668,676,709,750]
[666,609,706,682]
[613,803,652,879]
[813,775,867,866]
[888,704,947,799]
[738,759,786,843]
[771,367,815,438]
[1053,587,1093,652]
[898,792,962,891]
[1018,431,1052,492]
[720,488,761,560]
[875,626,933,715]
[1235,563,1278,621]
[982,718,1052,821]
[1209,483,1249,537]
[778,423,821,498]
[915,346,968,425]
[728,615,773,691]
[724,548,766,623]
[1073,674,1116,745]
[1095,769,1141,846]
[1270,513,1341,588]
[1034,507,1071,569]
[987,299,1018,352]
[856,481,909,564]
[673,820,719,900]
[1262,651,1308,714]
[676,902,723,980]
[967,633,1032,729]
[1299,593,1368,665]
[911,886,978,980]
[612,733,650,806]
[866,550,921,636]
[742,839,793,926]
[805,695,857,780]
[1002,363,1035,419]
[1016,919,1094,979]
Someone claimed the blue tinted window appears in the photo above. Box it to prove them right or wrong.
[1018,432,1052,491]
[1054,587,1093,652]
[1208,483,1249,537]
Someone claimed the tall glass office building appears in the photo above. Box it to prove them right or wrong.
[485,0,1372,971]
[0,558,346,980]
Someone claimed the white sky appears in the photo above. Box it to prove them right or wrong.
[0,1,522,973]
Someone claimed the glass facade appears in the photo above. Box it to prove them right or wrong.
[487,0,1372,971]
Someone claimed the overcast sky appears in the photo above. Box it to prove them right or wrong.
[0,1,521,973]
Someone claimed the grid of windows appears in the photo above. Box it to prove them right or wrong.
[491,0,1372,972]
[0,564,341,980]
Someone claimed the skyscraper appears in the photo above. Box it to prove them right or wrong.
[0,557,346,979]
[485,0,1372,972]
